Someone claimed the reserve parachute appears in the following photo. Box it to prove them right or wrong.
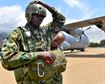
[28,50,67,81]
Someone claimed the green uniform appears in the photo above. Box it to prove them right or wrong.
[1,8,66,84]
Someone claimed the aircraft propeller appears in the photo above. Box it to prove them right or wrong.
[79,27,91,41]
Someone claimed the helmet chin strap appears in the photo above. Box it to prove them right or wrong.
[30,22,40,28]
[28,22,39,27]
[26,22,39,35]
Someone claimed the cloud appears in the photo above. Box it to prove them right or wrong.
[64,0,95,20]
[0,5,52,32]
[64,0,90,23]
[0,5,26,32]
[64,0,81,8]
[85,26,105,42]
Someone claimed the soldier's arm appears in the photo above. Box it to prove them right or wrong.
[1,30,38,70]
[38,1,66,30]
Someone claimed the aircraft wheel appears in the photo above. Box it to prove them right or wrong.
[71,49,74,52]
[80,49,85,52]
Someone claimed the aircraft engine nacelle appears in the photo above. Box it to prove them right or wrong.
[96,22,105,32]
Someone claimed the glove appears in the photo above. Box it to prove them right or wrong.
[37,51,56,64]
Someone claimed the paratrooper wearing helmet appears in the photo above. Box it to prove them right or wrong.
[1,1,66,84]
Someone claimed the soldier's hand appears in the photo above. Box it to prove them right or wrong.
[37,52,56,64]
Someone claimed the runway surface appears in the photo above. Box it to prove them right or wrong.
[0,48,105,84]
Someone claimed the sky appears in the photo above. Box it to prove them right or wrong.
[0,0,105,42]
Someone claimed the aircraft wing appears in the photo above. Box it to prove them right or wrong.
[64,16,105,32]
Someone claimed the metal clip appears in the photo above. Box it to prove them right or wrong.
[36,61,45,78]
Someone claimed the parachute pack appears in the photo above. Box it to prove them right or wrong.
[28,50,67,81]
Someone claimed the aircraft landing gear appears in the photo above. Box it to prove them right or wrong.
[71,49,74,52]
[80,49,85,52]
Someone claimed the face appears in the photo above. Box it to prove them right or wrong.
[31,13,45,27]
[51,33,65,50]
[51,38,64,48]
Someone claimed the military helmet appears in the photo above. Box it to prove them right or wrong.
[25,2,46,22]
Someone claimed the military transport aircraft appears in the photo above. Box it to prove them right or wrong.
[0,16,105,52]
[59,27,90,51]
[59,16,105,51]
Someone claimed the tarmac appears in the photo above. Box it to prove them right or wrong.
[0,48,105,84]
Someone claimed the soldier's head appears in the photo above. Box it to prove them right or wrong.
[51,32,65,50]
[25,2,46,27]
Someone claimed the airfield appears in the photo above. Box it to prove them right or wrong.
[0,48,105,84]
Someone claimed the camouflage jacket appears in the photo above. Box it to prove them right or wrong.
[1,9,66,84]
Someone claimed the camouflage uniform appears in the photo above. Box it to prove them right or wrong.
[1,3,66,84]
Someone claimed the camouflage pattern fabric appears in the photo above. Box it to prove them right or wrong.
[1,8,66,84]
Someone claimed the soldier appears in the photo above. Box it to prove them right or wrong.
[1,1,66,84]
[51,31,65,50]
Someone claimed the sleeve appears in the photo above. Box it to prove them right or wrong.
[51,7,66,28]
[1,29,38,70]
[42,8,66,44]
[43,7,66,33]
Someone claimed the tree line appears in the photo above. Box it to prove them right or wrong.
[89,39,105,47]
